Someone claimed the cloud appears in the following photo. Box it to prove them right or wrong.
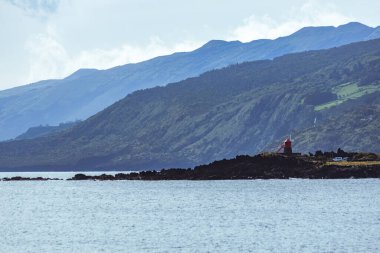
[24,0,352,85]
[25,32,69,82]
[2,0,203,86]
[0,0,365,89]
[6,0,60,17]
[24,31,202,84]
[229,1,351,42]
[72,37,201,70]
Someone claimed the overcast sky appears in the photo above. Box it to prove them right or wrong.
[1,0,380,90]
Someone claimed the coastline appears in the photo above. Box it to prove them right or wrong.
[2,153,380,181]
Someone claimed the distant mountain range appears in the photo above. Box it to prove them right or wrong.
[0,22,379,141]
[0,38,379,171]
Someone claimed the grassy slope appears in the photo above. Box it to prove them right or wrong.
[314,82,380,111]
[296,91,380,153]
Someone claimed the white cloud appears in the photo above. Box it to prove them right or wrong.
[2,0,375,90]
[24,31,202,84]
[229,1,351,42]
[25,32,69,82]
[23,0,353,85]
[7,0,60,18]
[72,37,201,70]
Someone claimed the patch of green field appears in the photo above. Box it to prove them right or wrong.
[333,83,359,98]
[314,82,380,111]
[314,100,344,111]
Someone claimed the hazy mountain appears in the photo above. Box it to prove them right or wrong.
[15,121,80,140]
[0,39,379,171]
[0,22,379,141]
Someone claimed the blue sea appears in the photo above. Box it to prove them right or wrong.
[0,172,379,252]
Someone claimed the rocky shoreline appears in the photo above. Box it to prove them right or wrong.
[68,153,380,180]
[2,152,380,181]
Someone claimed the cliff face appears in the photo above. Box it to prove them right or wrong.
[0,39,379,171]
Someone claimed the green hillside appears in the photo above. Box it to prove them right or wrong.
[0,39,379,171]
[314,82,380,111]
[296,92,380,152]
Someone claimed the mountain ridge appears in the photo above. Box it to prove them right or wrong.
[0,22,379,140]
[0,38,379,171]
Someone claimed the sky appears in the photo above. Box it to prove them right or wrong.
[1,0,380,90]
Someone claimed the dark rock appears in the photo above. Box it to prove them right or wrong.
[1,176,61,181]
[66,152,380,181]
[68,173,91,180]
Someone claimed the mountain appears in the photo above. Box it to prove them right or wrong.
[0,22,379,141]
[0,38,379,171]
[15,121,80,140]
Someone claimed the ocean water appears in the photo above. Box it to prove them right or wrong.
[0,177,379,253]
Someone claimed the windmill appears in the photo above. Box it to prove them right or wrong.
[276,135,293,154]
